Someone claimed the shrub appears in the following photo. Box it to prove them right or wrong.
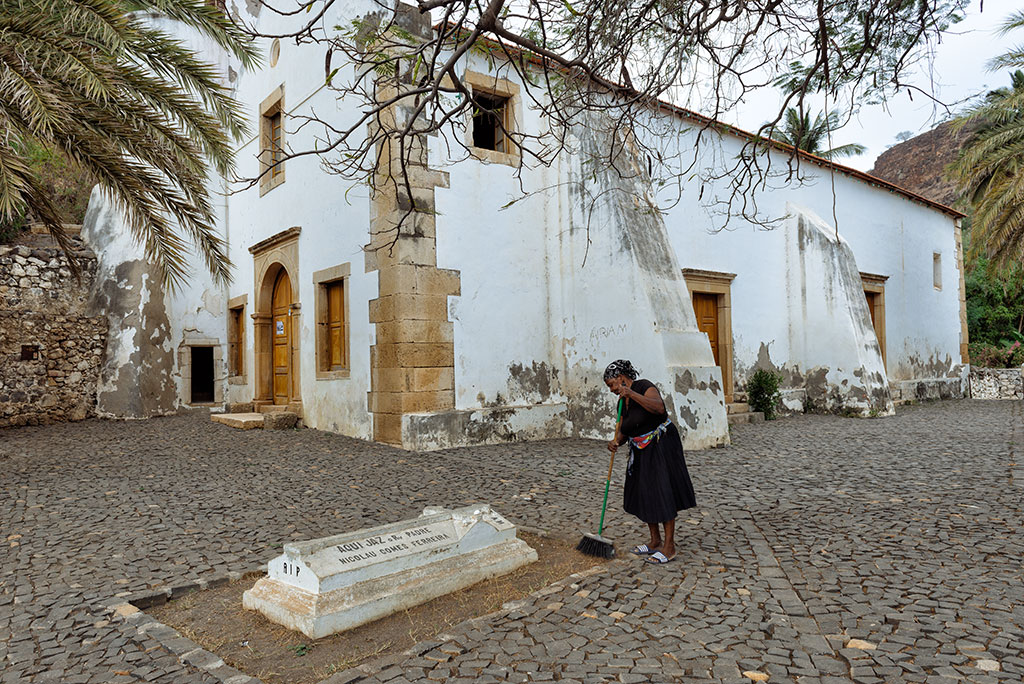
[746,368,782,420]
[969,341,1024,368]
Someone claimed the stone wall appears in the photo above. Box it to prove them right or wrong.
[969,367,1024,400]
[0,239,107,427]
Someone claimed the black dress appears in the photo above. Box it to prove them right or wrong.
[620,379,697,523]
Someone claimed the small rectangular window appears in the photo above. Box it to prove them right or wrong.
[314,263,350,378]
[228,306,244,376]
[472,91,510,153]
[21,344,39,361]
[933,252,942,290]
[325,280,346,371]
[259,87,285,195]
[268,111,283,177]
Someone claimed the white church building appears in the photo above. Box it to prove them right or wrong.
[80,1,969,450]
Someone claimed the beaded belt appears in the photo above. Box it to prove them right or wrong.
[629,419,672,450]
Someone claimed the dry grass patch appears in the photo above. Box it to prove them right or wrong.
[147,533,606,684]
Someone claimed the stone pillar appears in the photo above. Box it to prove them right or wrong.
[252,313,272,403]
[954,217,970,364]
[365,9,460,447]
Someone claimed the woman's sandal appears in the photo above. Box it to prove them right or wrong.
[630,544,660,556]
[644,551,676,564]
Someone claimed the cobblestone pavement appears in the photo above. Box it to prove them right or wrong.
[2,400,1023,684]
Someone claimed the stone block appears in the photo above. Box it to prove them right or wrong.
[374,319,454,346]
[228,402,255,414]
[372,342,454,368]
[372,367,454,393]
[263,412,299,430]
[369,293,450,323]
[368,390,454,414]
[373,412,403,445]
[417,268,461,296]
[368,235,437,268]
[211,413,264,430]
[242,505,536,639]
[377,265,420,296]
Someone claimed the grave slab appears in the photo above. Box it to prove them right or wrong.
[242,505,537,638]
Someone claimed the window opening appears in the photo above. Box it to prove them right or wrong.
[191,346,215,403]
[324,280,347,371]
[228,307,244,376]
[21,344,39,361]
[472,92,509,152]
[933,252,942,290]
[268,111,284,177]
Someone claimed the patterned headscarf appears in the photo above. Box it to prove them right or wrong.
[603,359,639,381]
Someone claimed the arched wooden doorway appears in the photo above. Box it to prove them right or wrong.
[271,269,292,405]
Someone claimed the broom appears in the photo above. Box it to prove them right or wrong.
[576,397,623,558]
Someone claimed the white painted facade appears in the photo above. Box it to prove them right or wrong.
[82,1,967,448]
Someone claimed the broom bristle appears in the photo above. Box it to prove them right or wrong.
[576,532,615,559]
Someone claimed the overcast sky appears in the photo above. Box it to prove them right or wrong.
[725,3,1016,172]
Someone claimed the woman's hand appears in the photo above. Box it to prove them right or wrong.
[607,439,620,453]
[612,379,632,398]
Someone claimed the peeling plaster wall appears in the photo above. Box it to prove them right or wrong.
[656,123,964,407]
[778,206,894,415]
[82,190,177,417]
[435,83,729,449]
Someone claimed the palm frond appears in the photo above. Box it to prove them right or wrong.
[0,0,258,286]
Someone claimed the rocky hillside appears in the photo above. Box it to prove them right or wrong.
[869,120,972,207]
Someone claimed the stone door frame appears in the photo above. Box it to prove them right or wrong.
[250,227,302,408]
[177,337,223,406]
[861,272,888,370]
[683,269,736,404]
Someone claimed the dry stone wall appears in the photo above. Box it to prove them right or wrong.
[969,367,1024,400]
[0,239,107,427]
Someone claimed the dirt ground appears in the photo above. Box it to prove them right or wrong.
[147,533,608,684]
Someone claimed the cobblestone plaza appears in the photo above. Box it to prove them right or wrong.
[2,400,1023,683]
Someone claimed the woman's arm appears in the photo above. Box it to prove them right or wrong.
[622,384,666,415]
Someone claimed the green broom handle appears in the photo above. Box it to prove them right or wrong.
[598,398,624,536]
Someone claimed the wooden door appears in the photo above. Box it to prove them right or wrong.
[693,292,720,367]
[865,291,877,329]
[272,270,291,405]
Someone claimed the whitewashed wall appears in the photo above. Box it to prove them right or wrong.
[112,2,964,445]
[657,124,964,399]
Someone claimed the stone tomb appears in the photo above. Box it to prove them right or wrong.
[242,505,537,638]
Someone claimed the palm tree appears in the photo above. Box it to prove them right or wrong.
[0,0,258,286]
[949,10,1024,271]
[768,107,867,160]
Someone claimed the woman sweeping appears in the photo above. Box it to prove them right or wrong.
[604,360,697,564]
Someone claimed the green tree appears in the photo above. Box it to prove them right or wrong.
[768,108,867,160]
[949,12,1024,272]
[0,0,258,286]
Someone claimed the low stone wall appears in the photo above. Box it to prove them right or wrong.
[969,367,1024,400]
[0,241,107,428]
[890,376,968,404]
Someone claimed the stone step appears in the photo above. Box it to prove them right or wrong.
[727,402,750,414]
[727,411,765,426]
[211,413,264,430]
[258,403,303,418]
[212,411,301,430]
[264,412,300,430]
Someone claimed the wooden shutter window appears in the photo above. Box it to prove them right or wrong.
[269,111,283,177]
[326,280,346,370]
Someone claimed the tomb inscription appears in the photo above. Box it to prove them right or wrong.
[245,505,537,639]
